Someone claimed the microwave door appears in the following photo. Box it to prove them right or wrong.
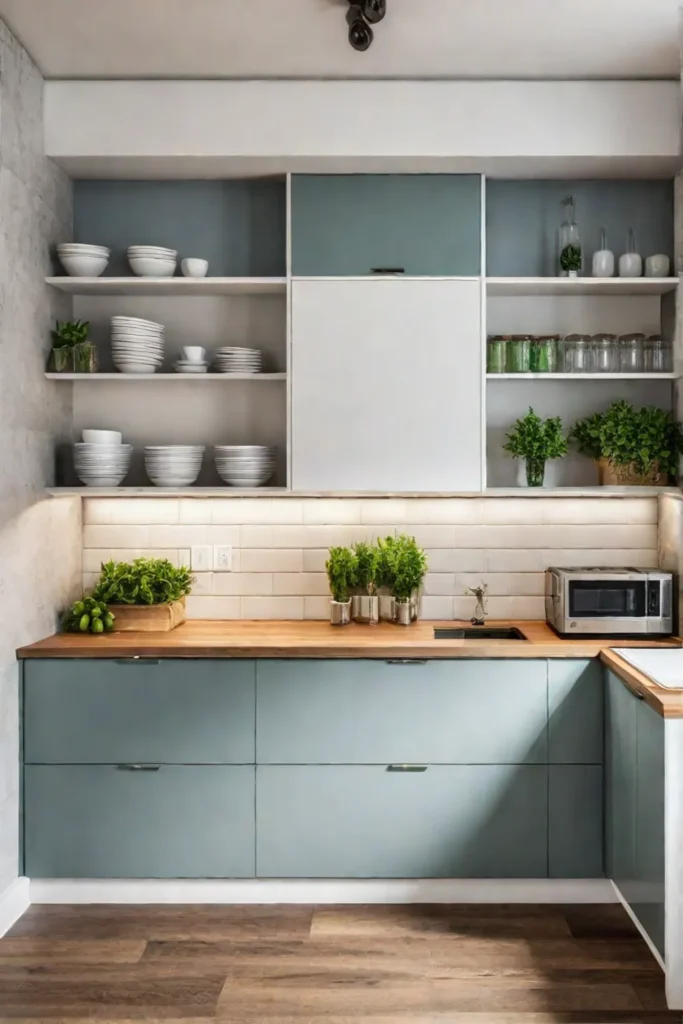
[568,580,647,619]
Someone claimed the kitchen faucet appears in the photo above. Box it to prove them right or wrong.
[466,583,488,626]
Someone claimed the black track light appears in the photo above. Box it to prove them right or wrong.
[346,4,373,51]
[362,0,386,24]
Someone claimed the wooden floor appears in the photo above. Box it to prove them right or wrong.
[0,903,678,1022]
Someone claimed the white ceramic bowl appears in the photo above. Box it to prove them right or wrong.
[128,246,177,257]
[82,429,122,446]
[181,346,206,363]
[59,254,109,278]
[645,254,671,278]
[181,258,209,278]
[58,244,110,256]
[128,257,177,278]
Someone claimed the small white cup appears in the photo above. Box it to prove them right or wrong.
[181,346,206,364]
[618,253,643,278]
[82,429,123,446]
[645,254,670,278]
[181,258,209,278]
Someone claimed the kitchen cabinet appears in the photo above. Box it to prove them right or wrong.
[24,765,255,878]
[606,670,665,960]
[24,659,256,764]
[256,659,548,765]
[548,659,604,764]
[291,174,481,277]
[549,765,604,877]
[256,764,547,879]
[291,278,482,491]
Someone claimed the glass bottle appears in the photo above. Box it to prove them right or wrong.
[487,336,508,374]
[564,333,592,373]
[591,333,618,373]
[645,334,670,373]
[618,333,645,373]
[507,335,531,373]
[592,228,615,278]
[559,195,582,277]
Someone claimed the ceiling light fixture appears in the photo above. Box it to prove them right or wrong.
[346,0,386,51]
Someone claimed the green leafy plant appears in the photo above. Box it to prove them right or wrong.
[375,535,398,591]
[51,319,90,348]
[389,534,428,603]
[92,558,193,606]
[325,546,356,603]
[569,411,605,461]
[560,244,582,273]
[503,408,568,462]
[62,595,114,634]
[352,541,378,595]
[598,400,683,478]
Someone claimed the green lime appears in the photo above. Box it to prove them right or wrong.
[79,614,90,632]
[104,613,114,629]
[91,618,104,633]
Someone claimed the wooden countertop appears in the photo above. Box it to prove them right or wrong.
[600,649,683,719]
[17,619,681,661]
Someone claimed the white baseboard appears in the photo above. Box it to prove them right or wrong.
[611,880,666,973]
[29,877,617,905]
[0,877,30,936]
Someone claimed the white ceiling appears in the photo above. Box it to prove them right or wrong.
[1,0,681,80]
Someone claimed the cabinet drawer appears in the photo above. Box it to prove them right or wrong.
[25,765,255,878]
[548,660,604,764]
[257,660,547,764]
[24,659,255,764]
[256,765,547,878]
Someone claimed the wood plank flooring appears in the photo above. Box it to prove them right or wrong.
[0,903,677,1022]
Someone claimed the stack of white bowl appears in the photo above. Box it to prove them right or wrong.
[128,246,177,278]
[214,347,263,373]
[144,446,205,487]
[74,430,132,487]
[57,243,110,278]
[214,446,276,487]
[111,316,165,373]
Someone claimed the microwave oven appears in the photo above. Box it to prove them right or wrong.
[545,567,673,637]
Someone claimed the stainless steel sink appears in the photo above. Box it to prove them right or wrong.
[433,626,527,641]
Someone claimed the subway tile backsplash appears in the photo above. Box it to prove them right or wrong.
[82,497,659,620]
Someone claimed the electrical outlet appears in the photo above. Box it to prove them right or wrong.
[213,545,233,572]
[191,546,213,572]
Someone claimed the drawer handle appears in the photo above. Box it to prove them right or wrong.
[116,764,161,772]
[385,659,428,665]
[387,765,428,773]
[114,658,161,666]
[371,267,405,274]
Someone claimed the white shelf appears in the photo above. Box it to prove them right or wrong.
[45,277,287,296]
[45,372,287,381]
[486,277,679,297]
[46,486,681,499]
[47,487,289,497]
[487,373,679,381]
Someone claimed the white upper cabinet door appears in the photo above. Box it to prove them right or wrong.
[291,279,482,491]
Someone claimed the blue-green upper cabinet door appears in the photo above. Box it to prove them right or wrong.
[291,174,481,277]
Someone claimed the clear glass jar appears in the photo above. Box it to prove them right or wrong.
[559,195,582,277]
[487,336,508,374]
[536,335,559,373]
[563,334,592,373]
[591,333,619,373]
[645,334,671,373]
[618,333,645,373]
[507,335,531,373]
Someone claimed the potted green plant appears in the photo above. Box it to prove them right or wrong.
[389,534,428,626]
[325,546,355,626]
[50,319,97,373]
[581,400,683,485]
[351,541,379,624]
[503,407,568,487]
[91,557,193,631]
[568,410,605,482]
[375,534,398,621]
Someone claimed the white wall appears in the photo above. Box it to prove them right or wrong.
[44,80,681,178]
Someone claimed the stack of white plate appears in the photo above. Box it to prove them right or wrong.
[128,246,177,278]
[144,446,205,487]
[215,445,276,487]
[57,243,110,277]
[214,347,263,374]
[111,316,165,373]
[73,442,132,487]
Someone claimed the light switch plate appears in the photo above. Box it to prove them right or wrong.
[191,545,213,572]
[214,545,233,571]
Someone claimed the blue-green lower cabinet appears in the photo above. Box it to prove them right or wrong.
[549,766,604,878]
[256,765,547,878]
[24,765,255,878]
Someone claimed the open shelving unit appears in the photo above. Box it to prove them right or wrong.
[486,277,678,297]
[46,372,287,381]
[46,277,287,296]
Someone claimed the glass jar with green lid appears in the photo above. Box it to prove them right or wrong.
[487,335,509,374]
[507,335,531,373]
[534,335,559,373]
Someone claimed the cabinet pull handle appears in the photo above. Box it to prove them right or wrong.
[387,765,428,773]
[385,659,428,665]
[116,764,161,772]
[371,267,405,275]
[113,658,161,666]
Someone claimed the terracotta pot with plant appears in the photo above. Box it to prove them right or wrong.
[325,546,355,626]
[503,407,568,487]
[50,319,97,373]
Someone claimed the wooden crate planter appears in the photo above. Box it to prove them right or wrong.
[109,598,186,633]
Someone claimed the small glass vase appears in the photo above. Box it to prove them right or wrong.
[559,195,581,277]
[50,346,74,372]
[525,458,546,487]
[73,342,98,373]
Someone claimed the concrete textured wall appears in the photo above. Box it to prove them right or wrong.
[0,20,81,894]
